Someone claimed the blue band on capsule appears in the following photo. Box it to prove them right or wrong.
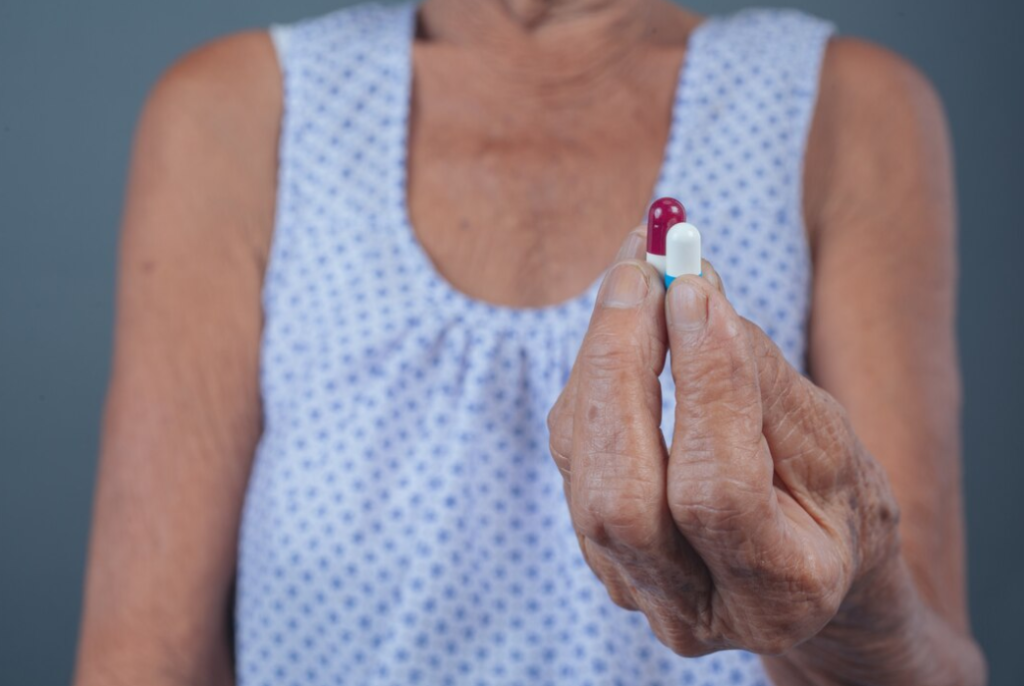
[665,272,702,289]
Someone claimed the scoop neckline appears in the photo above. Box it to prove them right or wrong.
[390,3,710,327]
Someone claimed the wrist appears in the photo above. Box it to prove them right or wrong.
[764,552,985,686]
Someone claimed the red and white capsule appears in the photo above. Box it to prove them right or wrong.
[646,197,702,287]
[645,197,686,276]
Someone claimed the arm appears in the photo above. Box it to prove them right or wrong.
[763,38,984,684]
[73,32,281,686]
[546,37,985,686]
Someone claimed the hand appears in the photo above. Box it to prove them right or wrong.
[547,228,902,656]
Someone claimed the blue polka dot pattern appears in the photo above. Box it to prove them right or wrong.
[236,3,834,685]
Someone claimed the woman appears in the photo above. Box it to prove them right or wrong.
[74,0,986,683]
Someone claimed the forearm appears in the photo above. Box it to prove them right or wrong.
[76,669,234,686]
[76,668,233,686]
[75,595,235,686]
[763,555,985,686]
[74,637,235,686]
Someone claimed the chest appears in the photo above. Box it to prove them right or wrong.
[405,47,686,307]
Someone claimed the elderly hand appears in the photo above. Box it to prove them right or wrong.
[547,228,903,657]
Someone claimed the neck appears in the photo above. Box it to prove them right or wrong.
[418,0,692,87]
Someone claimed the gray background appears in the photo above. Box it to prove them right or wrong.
[1,0,1021,684]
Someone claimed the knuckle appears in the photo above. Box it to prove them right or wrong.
[547,388,580,476]
[857,459,903,565]
[693,300,747,354]
[800,576,845,629]
[672,499,755,539]
[858,466,902,540]
[581,328,640,377]
[546,397,565,437]
[777,556,837,608]
[875,490,902,534]
[605,580,640,612]
[573,496,612,547]
[577,534,613,583]
[549,438,572,478]
[547,411,572,465]
[673,350,761,421]
[647,611,714,657]
[723,553,845,649]
[574,471,658,550]
[668,462,768,533]
[777,558,845,632]
[861,456,901,529]
[716,306,748,342]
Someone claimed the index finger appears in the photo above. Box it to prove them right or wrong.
[569,254,671,551]
[548,226,648,479]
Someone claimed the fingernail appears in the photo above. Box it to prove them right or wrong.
[599,262,649,309]
[614,229,646,262]
[668,279,708,331]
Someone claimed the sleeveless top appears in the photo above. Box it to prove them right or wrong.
[237,3,834,685]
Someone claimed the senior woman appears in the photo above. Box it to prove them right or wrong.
[74,0,985,684]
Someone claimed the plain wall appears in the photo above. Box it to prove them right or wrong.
[1,0,1021,684]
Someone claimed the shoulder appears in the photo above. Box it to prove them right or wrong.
[806,37,953,236]
[142,30,281,137]
[128,31,282,264]
[138,30,281,176]
[817,37,945,126]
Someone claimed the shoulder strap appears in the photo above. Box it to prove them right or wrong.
[263,2,417,317]
[684,9,834,166]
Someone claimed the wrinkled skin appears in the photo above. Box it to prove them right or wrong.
[548,229,901,657]
[73,1,986,683]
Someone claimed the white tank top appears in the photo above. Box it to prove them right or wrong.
[237,3,834,684]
